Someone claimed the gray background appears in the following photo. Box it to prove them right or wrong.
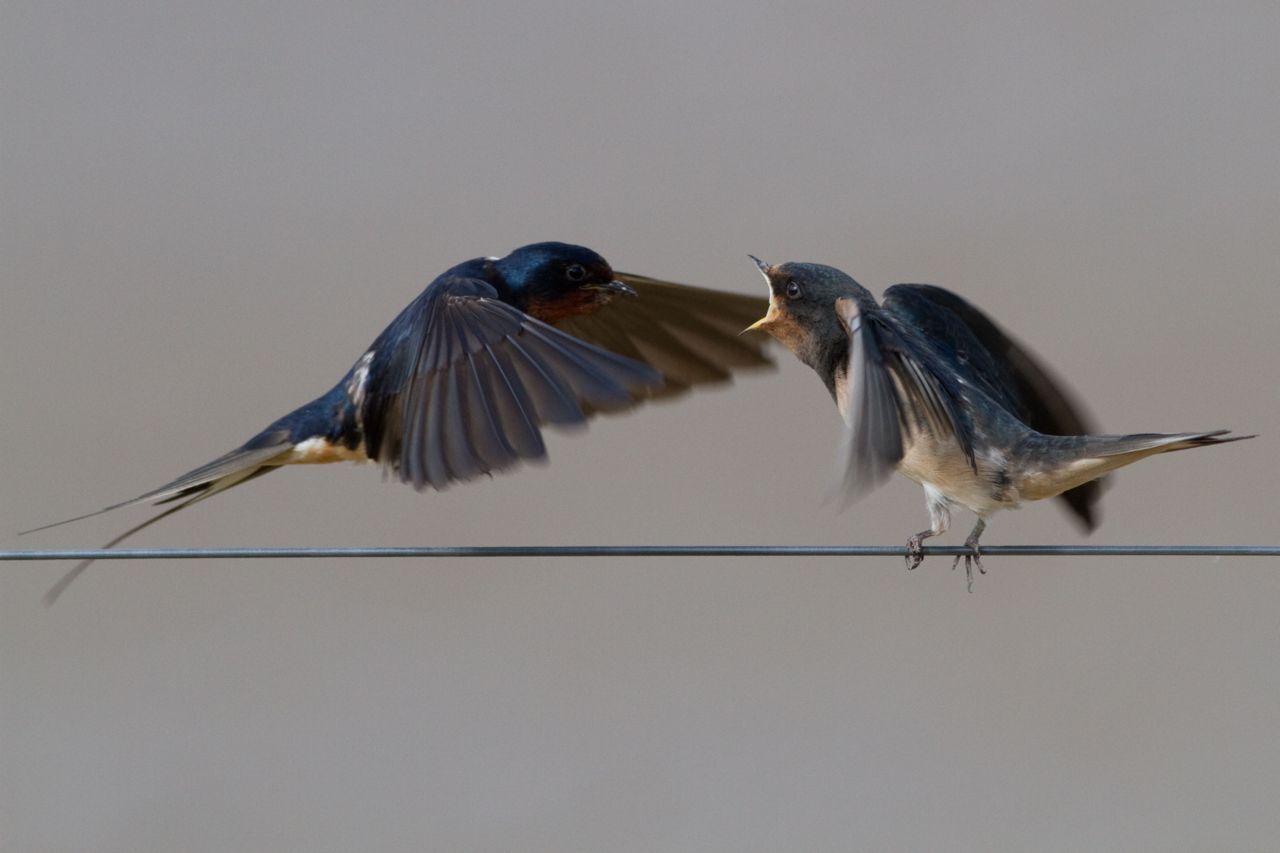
[4,2,1279,851]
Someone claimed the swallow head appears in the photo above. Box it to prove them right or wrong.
[742,258,862,368]
[495,242,631,319]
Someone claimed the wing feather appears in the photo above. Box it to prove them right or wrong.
[883,283,1102,529]
[835,297,976,500]
[554,273,774,396]
[359,276,661,490]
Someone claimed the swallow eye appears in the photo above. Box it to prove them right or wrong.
[785,281,802,300]
[565,264,587,282]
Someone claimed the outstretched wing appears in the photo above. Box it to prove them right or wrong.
[834,296,976,502]
[553,273,773,398]
[358,276,664,490]
[882,284,1102,530]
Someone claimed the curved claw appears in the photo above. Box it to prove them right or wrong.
[904,533,929,571]
[946,520,987,591]
[950,543,985,592]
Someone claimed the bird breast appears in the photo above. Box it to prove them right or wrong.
[895,430,1016,516]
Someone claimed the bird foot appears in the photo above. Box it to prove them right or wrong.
[950,541,985,592]
[904,533,930,571]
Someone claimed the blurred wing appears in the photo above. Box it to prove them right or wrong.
[359,276,663,490]
[882,284,1095,433]
[835,297,975,502]
[554,273,774,398]
[883,283,1102,529]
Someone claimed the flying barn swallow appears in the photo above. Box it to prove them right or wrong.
[743,256,1251,587]
[28,242,773,603]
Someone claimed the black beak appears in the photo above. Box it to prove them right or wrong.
[584,279,638,297]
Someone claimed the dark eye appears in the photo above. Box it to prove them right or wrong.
[785,281,802,299]
[565,264,587,282]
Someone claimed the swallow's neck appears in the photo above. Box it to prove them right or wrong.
[828,361,852,420]
[816,339,849,410]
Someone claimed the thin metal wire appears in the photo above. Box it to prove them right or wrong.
[2,545,1278,561]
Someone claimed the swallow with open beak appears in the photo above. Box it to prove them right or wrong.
[28,242,773,603]
[743,256,1251,587]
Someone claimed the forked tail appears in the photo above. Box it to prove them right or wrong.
[1018,429,1253,504]
[1082,429,1254,458]
[23,435,294,605]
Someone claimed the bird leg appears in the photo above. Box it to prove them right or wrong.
[951,519,987,592]
[905,529,936,570]
[906,486,953,570]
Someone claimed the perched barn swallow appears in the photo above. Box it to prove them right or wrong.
[743,256,1250,587]
[29,242,772,602]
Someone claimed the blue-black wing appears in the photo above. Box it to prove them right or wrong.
[553,273,773,398]
[834,296,977,501]
[358,276,663,490]
[882,283,1102,529]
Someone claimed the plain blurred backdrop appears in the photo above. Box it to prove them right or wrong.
[4,2,1279,851]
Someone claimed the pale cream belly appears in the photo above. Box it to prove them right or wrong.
[895,432,1014,515]
[1016,451,1162,501]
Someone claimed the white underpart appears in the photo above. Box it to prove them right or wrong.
[346,350,375,411]
[288,437,368,464]
[921,483,954,537]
